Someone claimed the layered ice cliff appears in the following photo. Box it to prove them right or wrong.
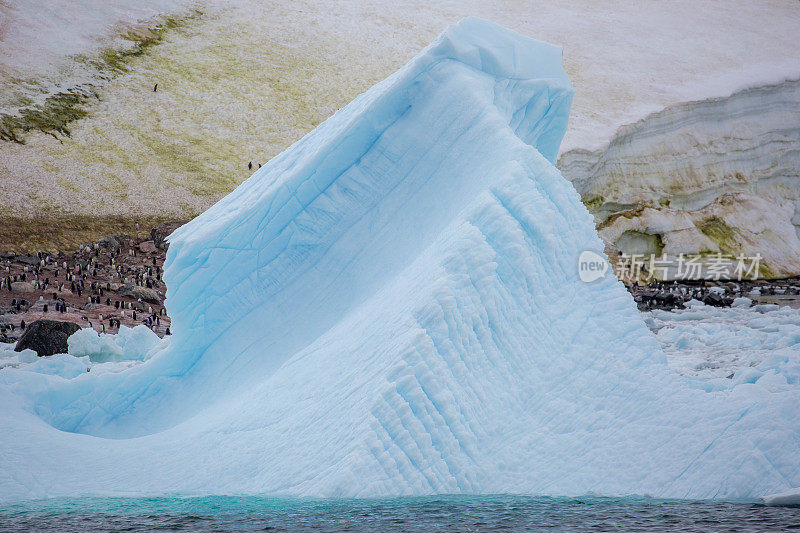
[559,79,800,279]
[1,19,799,502]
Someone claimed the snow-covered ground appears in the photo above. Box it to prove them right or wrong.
[3,0,797,152]
[0,0,196,114]
[1,0,799,222]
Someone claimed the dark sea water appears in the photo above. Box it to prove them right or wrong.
[1,495,798,532]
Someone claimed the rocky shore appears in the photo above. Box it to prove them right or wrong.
[2,219,800,349]
[629,278,800,311]
[0,221,186,345]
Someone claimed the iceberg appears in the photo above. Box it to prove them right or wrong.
[0,18,798,502]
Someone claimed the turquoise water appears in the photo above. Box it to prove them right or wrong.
[1,495,798,531]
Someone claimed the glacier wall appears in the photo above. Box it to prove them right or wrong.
[558,79,800,278]
[0,18,799,502]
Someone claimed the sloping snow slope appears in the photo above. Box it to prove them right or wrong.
[1,19,799,502]
[3,0,800,230]
[0,0,195,114]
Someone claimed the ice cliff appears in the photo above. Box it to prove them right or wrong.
[559,79,800,279]
[0,18,799,502]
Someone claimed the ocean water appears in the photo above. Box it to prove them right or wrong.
[0,495,798,532]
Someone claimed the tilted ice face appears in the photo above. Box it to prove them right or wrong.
[0,19,799,502]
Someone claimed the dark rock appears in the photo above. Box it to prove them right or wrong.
[657,293,682,307]
[151,220,188,250]
[98,236,121,250]
[14,319,80,357]
[17,255,39,266]
[702,293,726,307]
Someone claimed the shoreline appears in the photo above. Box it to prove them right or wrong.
[0,220,185,344]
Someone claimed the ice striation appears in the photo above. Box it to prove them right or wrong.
[0,18,799,502]
[559,79,800,279]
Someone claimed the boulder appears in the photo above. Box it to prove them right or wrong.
[138,240,157,254]
[702,292,727,307]
[151,220,188,250]
[10,282,35,293]
[14,319,80,357]
[116,284,162,304]
[98,236,121,251]
[16,255,39,266]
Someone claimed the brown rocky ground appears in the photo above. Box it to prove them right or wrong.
[0,215,179,254]
[0,220,186,344]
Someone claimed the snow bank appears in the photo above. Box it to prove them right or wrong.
[0,19,799,503]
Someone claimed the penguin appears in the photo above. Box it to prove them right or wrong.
[153,83,158,92]
[248,161,253,170]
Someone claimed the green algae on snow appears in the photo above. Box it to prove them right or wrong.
[0,11,203,144]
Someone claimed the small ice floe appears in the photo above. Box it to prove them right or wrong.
[762,488,800,507]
